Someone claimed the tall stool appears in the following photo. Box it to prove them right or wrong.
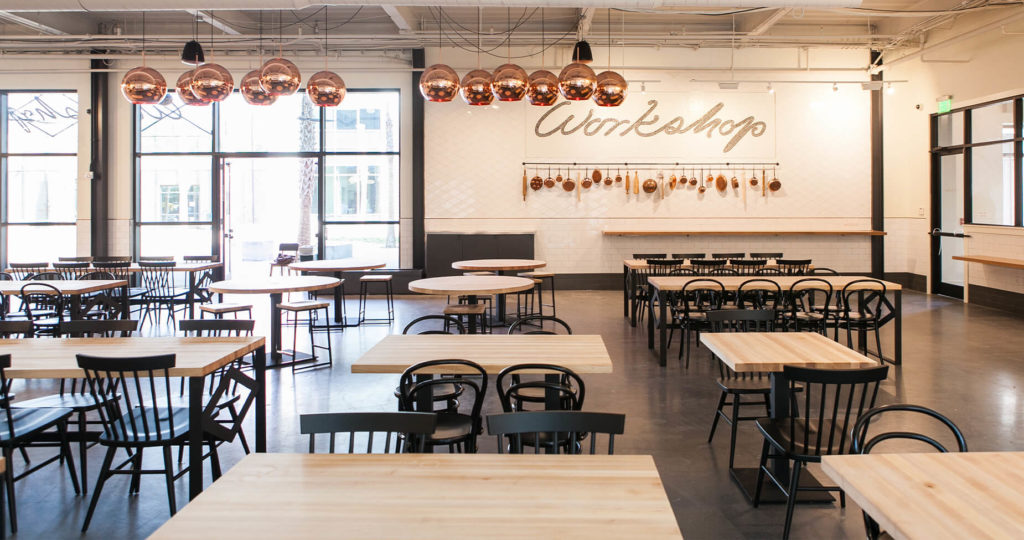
[443,303,489,334]
[518,271,556,317]
[515,278,544,320]
[358,274,394,324]
[199,303,253,319]
[277,299,333,371]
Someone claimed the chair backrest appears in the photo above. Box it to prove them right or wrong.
[851,404,967,454]
[672,253,705,260]
[179,318,255,337]
[183,255,217,262]
[750,252,783,259]
[679,279,726,314]
[776,258,813,275]
[737,278,783,309]
[20,282,64,323]
[809,267,840,276]
[92,261,132,280]
[402,315,465,335]
[787,278,834,319]
[781,364,889,456]
[842,279,887,319]
[706,309,775,332]
[77,353,181,443]
[645,259,688,275]
[487,411,626,455]
[93,256,132,263]
[139,256,175,262]
[508,315,572,335]
[690,259,728,275]
[632,253,666,260]
[399,360,487,430]
[755,268,784,276]
[59,319,138,338]
[139,261,177,297]
[78,271,116,281]
[668,268,696,276]
[712,252,745,259]
[496,364,585,412]
[299,412,438,454]
[29,271,65,281]
[58,256,94,263]
[0,272,11,281]
[729,259,767,276]
[53,262,92,279]
[8,262,49,280]
[707,268,739,276]
[0,320,34,338]
[278,243,300,253]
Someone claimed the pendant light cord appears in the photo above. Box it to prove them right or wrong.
[477,7,482,70]
[141,12,146,65]
[507,8,511,65]
[258,11,263,66]
[540,8,545,68]
[279,10,284,58]
[324,6,329,70]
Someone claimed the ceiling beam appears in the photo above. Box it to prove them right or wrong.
[0,11,67,35]
[382,5,415,33]
[577,8,595,38]
[184,10,240,35]
[740,8,791,36]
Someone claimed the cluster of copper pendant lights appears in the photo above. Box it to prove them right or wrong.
[120,11,345,108]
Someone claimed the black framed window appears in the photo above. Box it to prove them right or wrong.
[1,91,79,266]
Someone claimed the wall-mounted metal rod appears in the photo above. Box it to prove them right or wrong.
[523,161,780,167]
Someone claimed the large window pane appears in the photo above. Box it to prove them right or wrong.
[218,93,320,152]
[139,156,212,222]
[139,224,213,258]
[7,225,76,262]
[324,155,398,221]
[325,91,400,152]
[6,92,78,154]
[138,100,213,153]
[324,223,398,267]
[936,111,964,147]
[970,142,1014,225]
[970,100,1014,144]
[6,156,77,222]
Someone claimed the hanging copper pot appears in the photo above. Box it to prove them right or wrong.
[669,174,677,190]
[768,167,782,192]
[593,169,603,184]
[582,173,593,189]
[750,168,759,187]
[615,170,623,183]
[715,173,727,192]
[530,174,544,190]
[688,170,698,187]
[544,168,555,189]
[731,172,740,189]
[563,173,576,191]
[698,168,707,194]
[642,178,657,193]
[556,170,564,183]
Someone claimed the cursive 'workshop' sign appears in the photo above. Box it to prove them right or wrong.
[526,92,775,161]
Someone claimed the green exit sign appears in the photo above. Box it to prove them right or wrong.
[937,98,952,113]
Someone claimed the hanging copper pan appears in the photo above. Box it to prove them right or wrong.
[768,167,782,192]
[715,173,727,192]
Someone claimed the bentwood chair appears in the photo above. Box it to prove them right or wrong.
[671,279,725,367]
[783,278,834,335]
[398,359,487,453]
[508,315,572,335]
[487,411,625,455]
[753,365,890,540]
[19,283,63,336]
[300,412,438,454]
[840,279,888,359]
[396,316,466,412]
[632,260,685,325]
[851,404,968,540]
[497,364,585,413]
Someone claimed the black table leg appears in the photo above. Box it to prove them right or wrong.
[254,346,267,453]
[121,284,130,320]
[188,375,204,500]
[623,265,629,319]
[333,271,345,322]
[466,294,479,334]
[413,373,434,453]
[270,293,282,362]
[657,290,668,366]
[495,270,509,325]
[630,272,639,327]
[894,289,902,365]
[70,294,83,320]
[187,271,197,319]
[647,290,655,350]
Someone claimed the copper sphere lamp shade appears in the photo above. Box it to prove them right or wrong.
[526,70,559,106]
[419,64,460,102]
[593,70,628,107]
[260,57,301,97]
[189,63,234,102]
[492,63,529,102]
[460,69,494,106]
[558,63,597,101]
[307,71,347,107]
[121,67,167,105]
[240,69,276,106]
[175,70,210,106]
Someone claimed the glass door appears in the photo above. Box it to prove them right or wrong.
[932,152,965,298]
[219,156,319,280]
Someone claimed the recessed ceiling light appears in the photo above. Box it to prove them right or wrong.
[718,81,739,90]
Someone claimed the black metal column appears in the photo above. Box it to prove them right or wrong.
[870,51,884,278]
[89,58,110,258]
[412,49,426,271]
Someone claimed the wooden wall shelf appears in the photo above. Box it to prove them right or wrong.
[952,255,1024,270]
[602,230,886,237]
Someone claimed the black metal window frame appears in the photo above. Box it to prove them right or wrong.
[132,88,402,262]
[931,95,1024,228]
[0,89,80,268]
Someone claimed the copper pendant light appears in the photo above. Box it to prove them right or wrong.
[592,12,627,107]
[527,9,558,107]
[306,7,346,107]
[419,8,460,102]
[558,63,596,101]
[461,8,493,106]
[491,9,527,102]
[189,17,232,102]
[260,11,301,97]
[240,69,276,106]
[175,70,210,106]
[121,14,167,105]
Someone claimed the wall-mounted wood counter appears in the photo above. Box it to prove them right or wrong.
[602,230,886,237]
[952,255,1024,270]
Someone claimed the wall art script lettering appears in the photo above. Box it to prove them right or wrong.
[534,99,767,153]
[7,95,78,138]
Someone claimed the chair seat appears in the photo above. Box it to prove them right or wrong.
[394,382,463,402]
[844,313,877,321]
[101,407,190,446]
[200,303,253,314]
[429,413,474,443]
[15,393,110,411]
[443,304,487,316]
[278,300,330,311]
[0,407,74,442]
[715,378,771,393]
[360,274,393,282]
[755,417,838,460]
[795,312,825,321]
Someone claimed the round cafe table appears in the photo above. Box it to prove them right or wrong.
[408,275,535,333]
[289,259,385,327]
[209,276,340,366]
[450,259,546,324]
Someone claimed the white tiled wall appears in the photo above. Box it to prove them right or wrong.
[884,217,930,278]
[964,225,1024,294]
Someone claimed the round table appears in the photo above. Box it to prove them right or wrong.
[409,275,535,332]
[209,276,341,366]
[450,260,546,324]
[288,259,386,326]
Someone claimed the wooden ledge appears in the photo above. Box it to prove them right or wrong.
[953,255,1024,270]
[602,230,886,237]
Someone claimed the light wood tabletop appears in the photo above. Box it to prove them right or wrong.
[647,275,902,292]
[624,259,784,270]
[0,336,265,378]
[0,280,127,296]
[208,276,340,295]
[408,275,536,296]
[821,452,1024,540]
[352,334,613,374]
[150,453,682,539]
[288,259,386,272]
[700,332,879,373]
[451,259,547,272]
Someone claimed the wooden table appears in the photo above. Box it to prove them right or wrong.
[355,334,612,411]
[451,260,546,324]
[208,276,340,367]
[288,259,385,327]
[700,332,878,504]
[645,275,903,366]
[821,452,1024,540]
[408,275,536,331]
[0,336,267,500]
[0,280,129,319]
[151,453,682,539]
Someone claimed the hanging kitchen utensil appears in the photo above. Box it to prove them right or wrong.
[530,172,544,191]
[689,168,697,187]
[698,168,706,194]
[761,168,767,197]
[715,173,727,192]
[576,171,582,201]
[615,169,622,183]
[669,172,677,190]
[750,167,758,187]
[642,177,657,194]
[544,166,555,188]
[563,170,576,191]
[593,169,603,184]
[633,171,639,194]
[522,167,528,200]
[556,169,563,184]
[706,170,714,187]
[660,171,667,199]
[768,167,782,192]
[624,169,630,192]
[731,170,739,189]
[582,170,593,189]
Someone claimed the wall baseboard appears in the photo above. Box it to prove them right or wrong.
[882,272,927,292]
[967,284,1024,316]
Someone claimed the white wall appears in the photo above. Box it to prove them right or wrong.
[424,46,874,273]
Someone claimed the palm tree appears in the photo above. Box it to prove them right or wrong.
[298,97,317,251]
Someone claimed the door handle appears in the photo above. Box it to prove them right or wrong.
[929,229,970,238]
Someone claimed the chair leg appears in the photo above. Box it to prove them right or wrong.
[57,421,81,495]
[209,443,222,481]
[728,397,741,469]
[782,461,803,540]
[81,446,116,532]
[873,325,883,361]
[161,446,177,517]
[77,412,89,494]
[129,448,143,495]
[1,449,14,534]
[707,391,727,443]
[752,439,771,508]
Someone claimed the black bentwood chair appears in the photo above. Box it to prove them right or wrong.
[487,411,625,455]
[300,412,438,454]
[398,359,487,453]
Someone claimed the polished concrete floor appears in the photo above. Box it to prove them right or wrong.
[6,289,1024,539]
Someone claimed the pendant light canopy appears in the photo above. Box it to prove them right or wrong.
[122,67,167,105]
[175,70,209,106]
[571,40,593,64]
[190,63,233,102]
[558,63,597,100]
[240,69,276,106]
[492,64,528,102]
[460,69,495,106]
[308,71,347,107]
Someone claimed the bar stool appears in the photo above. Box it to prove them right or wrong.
[515,278,544,320]
[277,299,333,371]
[443,303,489,334]
[518,271,556,317]
[358,274,394,324]
[199,303,253,319]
